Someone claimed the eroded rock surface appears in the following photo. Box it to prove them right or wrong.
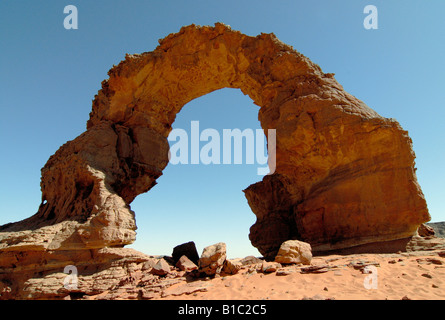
[0,23,430,299]
[274,240,312,265]
[198,242,227,276]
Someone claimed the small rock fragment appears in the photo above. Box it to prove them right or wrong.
[300,265,330,274]
[172,241,200,265]
[175,255,198,272]
[276,268,294,276]
[261,261,281,273]
[150,259,170,276]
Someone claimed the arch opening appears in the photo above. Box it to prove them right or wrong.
[129,88,266,258]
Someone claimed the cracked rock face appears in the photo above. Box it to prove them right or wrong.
[0,23,430,298]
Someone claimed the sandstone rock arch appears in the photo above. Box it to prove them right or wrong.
[0,23,429,265]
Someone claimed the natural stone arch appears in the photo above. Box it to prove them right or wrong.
[1,23,429,262]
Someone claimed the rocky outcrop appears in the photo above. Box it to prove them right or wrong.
[0,247,156,299]
[0,23,430,298]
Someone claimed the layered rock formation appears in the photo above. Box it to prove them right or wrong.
[0,23,430,298]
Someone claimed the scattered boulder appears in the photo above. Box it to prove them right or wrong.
[172,241,200,265]
[418,224,435,237]
[261,261,282,273]
[388,260,397,264]
[274,240,312,265]
[198,242,226,276]
[150,258,171,276]
[223,259,242,275]
[175,255,198,272]
[141,258,158,271]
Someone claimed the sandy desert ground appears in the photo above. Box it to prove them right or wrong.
[151,250,445,301]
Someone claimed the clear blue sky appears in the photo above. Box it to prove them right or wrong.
[1,1,444,258]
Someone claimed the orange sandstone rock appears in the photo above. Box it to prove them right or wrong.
[0,23,430,299]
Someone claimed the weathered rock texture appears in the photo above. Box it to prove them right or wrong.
[150,258,171,276]
[198,242,227,276]
[0,23,430,298]
[427,222,445,238]
[274,240,312,265]
[222,259,242,275]
[418,223,435,237]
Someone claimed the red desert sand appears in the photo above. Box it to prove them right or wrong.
[158,252,445,301]
[81,248,445,301]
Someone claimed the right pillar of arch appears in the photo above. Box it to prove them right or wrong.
[246,75,430,259]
